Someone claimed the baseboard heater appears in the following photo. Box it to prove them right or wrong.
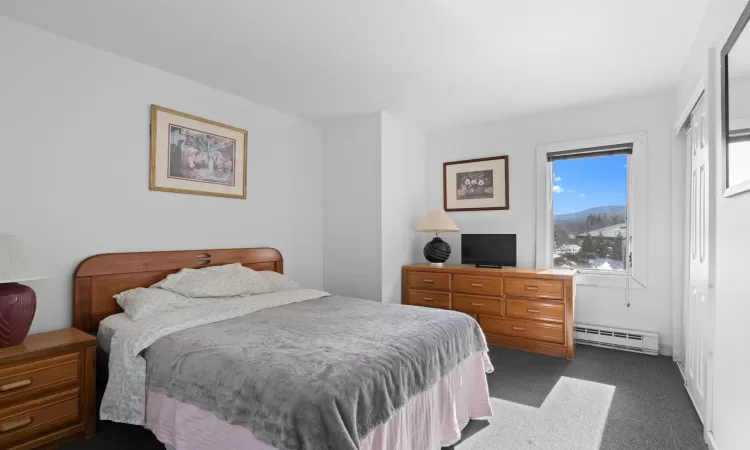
[574,323,659,356]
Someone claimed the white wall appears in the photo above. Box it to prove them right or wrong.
[426,91,676,353]
[322,112,427,303]
[0,17,324,334]
[321,113,383,301]
[676,1,750,448]
[381,113,426,304]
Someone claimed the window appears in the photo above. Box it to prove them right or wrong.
[550,150,630,272]
[536,133,646,287]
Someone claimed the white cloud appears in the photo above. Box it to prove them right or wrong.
[580,193,586,197]
[568,189,575,193]
[552,185,564,194]
[554,176,561,182]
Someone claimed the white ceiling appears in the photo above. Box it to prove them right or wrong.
[0,0,710,130]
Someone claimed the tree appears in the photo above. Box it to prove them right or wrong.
[613,232,624,262]
[585,214,596,233]
[593,233,607,257]
[581,234,594,253]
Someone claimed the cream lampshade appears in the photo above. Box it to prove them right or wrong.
[416,210,460,267]
[0,235,47,347]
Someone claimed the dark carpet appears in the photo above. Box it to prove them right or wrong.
[62,345,705,450]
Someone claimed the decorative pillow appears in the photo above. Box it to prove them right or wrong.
[115,287,214,321]
[150,263,272,298]
[259,271,301,292]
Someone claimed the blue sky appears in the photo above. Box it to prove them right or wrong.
[552,154,627,215]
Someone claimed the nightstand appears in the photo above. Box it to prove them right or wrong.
[0,328,96,449]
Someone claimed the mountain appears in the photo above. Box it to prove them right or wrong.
[553,205,626,223]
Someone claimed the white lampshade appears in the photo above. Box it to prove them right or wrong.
[0,235,47,284]
[416,210,460,233]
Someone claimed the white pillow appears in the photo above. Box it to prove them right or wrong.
[259,271,301,292]
[150,263,272,297]
[115,287,214,321]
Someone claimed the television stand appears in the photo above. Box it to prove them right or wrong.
[475,264,503,269]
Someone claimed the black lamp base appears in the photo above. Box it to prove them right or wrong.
[423,236,451,266]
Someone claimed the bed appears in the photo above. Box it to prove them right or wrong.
[74,248,493,450]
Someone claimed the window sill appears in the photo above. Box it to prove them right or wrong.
[574,271,646,290]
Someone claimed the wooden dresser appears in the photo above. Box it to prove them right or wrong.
[402,264,576,359]
[0,328,96,449]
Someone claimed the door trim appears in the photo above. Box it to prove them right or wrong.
[706,430,719,450]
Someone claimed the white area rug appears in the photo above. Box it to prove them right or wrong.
[456,377,615,450]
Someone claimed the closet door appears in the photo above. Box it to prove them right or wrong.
[685,95,710,423]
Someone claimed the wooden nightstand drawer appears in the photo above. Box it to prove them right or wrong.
[409,290,450,309]
[506,298,564,323]
[0,388,79,448]
[453,294,503,316]
[479,316,564,344]
[504,277,563,300]
[0,328,96,448]
[0,354,78,404]
[407,272,451,291]
[453,275,503,296]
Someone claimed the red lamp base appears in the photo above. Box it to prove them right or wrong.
[0,283,36,348]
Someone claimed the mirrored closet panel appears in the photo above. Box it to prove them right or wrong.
[722,3,750,195]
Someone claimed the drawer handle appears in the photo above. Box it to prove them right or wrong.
[526,308,540,313]
[0,417,32,433]
[423,297,434,302]
[525,286,540,291]
[0,379,31,392]
[422,279,434,284]
[470,283,484,287]
[470,303,484,308]
[512,326,526,331]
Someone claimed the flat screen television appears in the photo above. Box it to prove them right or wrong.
[461,234,517,268]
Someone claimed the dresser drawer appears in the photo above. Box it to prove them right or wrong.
[408,290,450,309]
[453,275,503,296]
[504,277,563,300]
[407,272,451,291]
[479,316,564,344]
[506,298,564,323]
[0,353,78,405]
[453,294,503,316]
[0,388,79,447]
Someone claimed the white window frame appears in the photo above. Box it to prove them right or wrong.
[535,132,648,289]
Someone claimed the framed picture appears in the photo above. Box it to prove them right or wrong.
[150,105,248,199]
[443,155,509,211]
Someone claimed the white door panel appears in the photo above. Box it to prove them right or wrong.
[685,96,710,423]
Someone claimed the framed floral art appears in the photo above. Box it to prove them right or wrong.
[150,105,248,199]
[443,155,509,211]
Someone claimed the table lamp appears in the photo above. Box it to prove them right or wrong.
[0,235,47,347]
[416,210,460,267]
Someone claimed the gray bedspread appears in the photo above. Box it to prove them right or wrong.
[144,295,489,450]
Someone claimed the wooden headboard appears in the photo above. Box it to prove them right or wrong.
[73,248,283,333]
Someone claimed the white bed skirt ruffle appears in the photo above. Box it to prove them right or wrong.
[146,351,493,450]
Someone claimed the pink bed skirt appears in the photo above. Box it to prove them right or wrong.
[145,351,493,450]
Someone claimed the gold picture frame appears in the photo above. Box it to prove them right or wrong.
[150,105,248,199]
